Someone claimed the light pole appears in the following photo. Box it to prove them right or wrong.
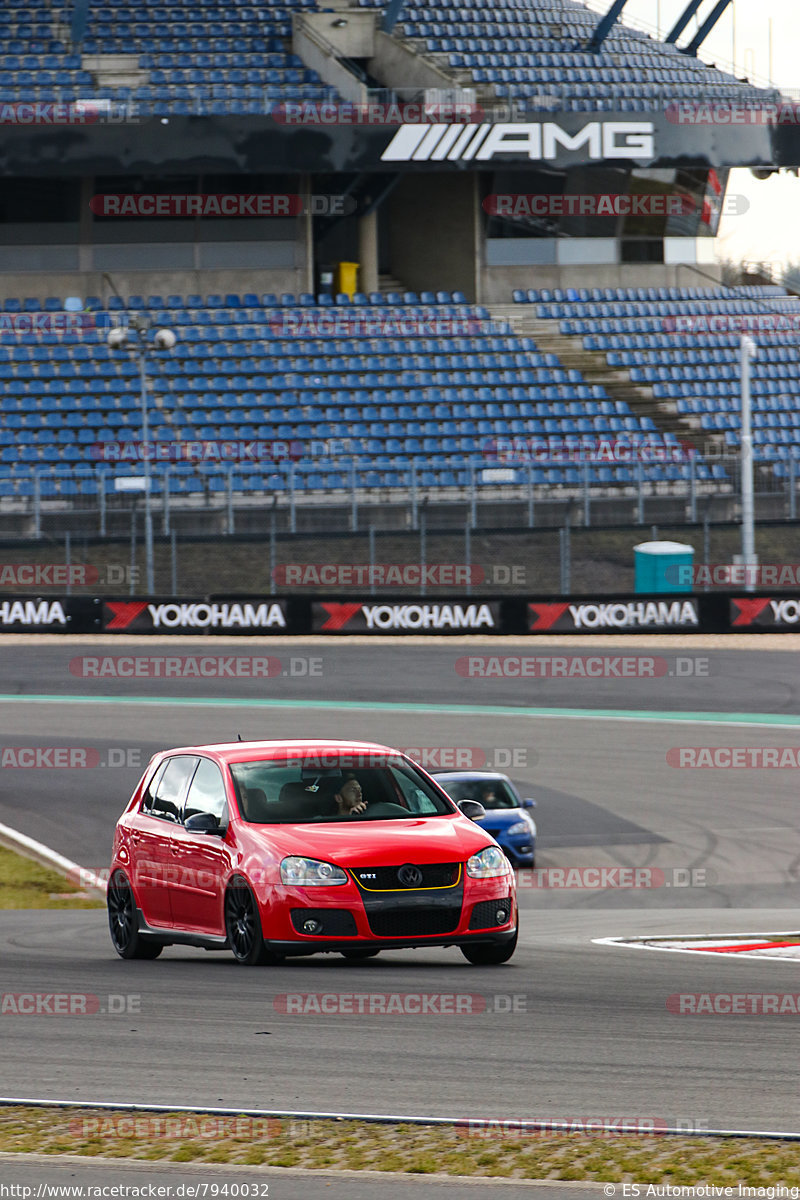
[739,335,757,593]
[107,315,176,594]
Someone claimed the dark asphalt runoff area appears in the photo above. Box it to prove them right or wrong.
[1,638,800,1190]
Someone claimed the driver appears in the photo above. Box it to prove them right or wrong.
[334,776,368,816]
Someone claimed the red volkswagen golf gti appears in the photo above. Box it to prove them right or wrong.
[108,739,518,966]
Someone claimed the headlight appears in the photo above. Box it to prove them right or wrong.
[467,846,509,879]
[507,821,531,836]
[280,856,347,886]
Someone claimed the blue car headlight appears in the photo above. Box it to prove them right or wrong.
[507,820,531,837]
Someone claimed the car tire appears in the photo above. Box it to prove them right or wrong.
[107,870,164,960]
[341,949,380,960]
[224,877,281,966]
[460,927,518,966]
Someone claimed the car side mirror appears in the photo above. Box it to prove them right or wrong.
[522,798,536,808]
[457,799,486,821]
[184,812,225,835]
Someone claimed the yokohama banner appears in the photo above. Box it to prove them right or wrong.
[102,597,291,634]
[0,596,100,633]
[0,592,796,635]
[312,600,502,634]
[527,597,701,633]
[729,596,800,630]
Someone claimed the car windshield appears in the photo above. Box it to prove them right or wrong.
[229,756,456,824]
[439,777,520,810]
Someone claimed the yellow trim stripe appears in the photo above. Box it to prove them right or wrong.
[348,864,462,892]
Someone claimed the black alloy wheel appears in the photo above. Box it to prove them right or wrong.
[107,871,163,960]
[224,878,281,966]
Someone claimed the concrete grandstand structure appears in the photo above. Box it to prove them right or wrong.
[1,0,799,526]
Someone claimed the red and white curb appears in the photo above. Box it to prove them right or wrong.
[594,932,800,962]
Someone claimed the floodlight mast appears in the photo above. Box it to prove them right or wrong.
[106,310,176,593]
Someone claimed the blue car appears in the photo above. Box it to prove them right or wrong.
[432,771,537,868]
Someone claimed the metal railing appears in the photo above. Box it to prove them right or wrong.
[1,454,797,538]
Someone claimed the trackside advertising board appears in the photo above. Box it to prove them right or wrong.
[729,596,800,630]
[101,597,292,634]
[0,111,780,176]
[311,599,503,634]
[0,593,790,634]
[527,597,702,634]
[0,596,99,633]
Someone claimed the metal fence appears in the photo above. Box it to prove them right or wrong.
[5,515,800,598]
[2,454,798,537]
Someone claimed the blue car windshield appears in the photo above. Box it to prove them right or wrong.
[229,757,455,824]
[440,778,519,810]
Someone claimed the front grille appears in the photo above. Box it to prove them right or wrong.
[290,908,358,936]
[351,863,461,891]
[368,906,462,938]
[468,898,512,930]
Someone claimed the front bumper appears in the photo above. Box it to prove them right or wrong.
[258,863,516,951]
[266,926,518,956]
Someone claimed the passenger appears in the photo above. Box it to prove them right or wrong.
[334,777,368,816]
[479,784,498,808]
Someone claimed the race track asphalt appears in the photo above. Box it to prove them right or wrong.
[1,638,799,1191]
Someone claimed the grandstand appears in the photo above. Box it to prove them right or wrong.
[368,0,779,113]
[0,0,798,530]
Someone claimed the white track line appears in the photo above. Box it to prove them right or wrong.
[0,1097,798,1140]
[0,822,106,895]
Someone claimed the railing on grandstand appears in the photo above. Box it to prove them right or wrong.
[580,0,781,95]
[70,86,788,123]
[130,86,784,119]
[6,454,800,538]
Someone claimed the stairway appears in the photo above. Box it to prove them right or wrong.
[378,273,408,296]
[490,303,721,455]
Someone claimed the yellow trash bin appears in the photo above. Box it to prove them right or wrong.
[336,261,359,298]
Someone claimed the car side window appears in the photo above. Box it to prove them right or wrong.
[390,768,440,814]
[140,761,167,816]
[184,758,228,826]
[149,756,198,824]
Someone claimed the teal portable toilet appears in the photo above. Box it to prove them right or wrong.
[633,541,694,593]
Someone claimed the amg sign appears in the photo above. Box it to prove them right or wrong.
[381,121,655,163]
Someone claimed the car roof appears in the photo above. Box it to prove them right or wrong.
[431,770,513,783]
[152,739,404,765]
